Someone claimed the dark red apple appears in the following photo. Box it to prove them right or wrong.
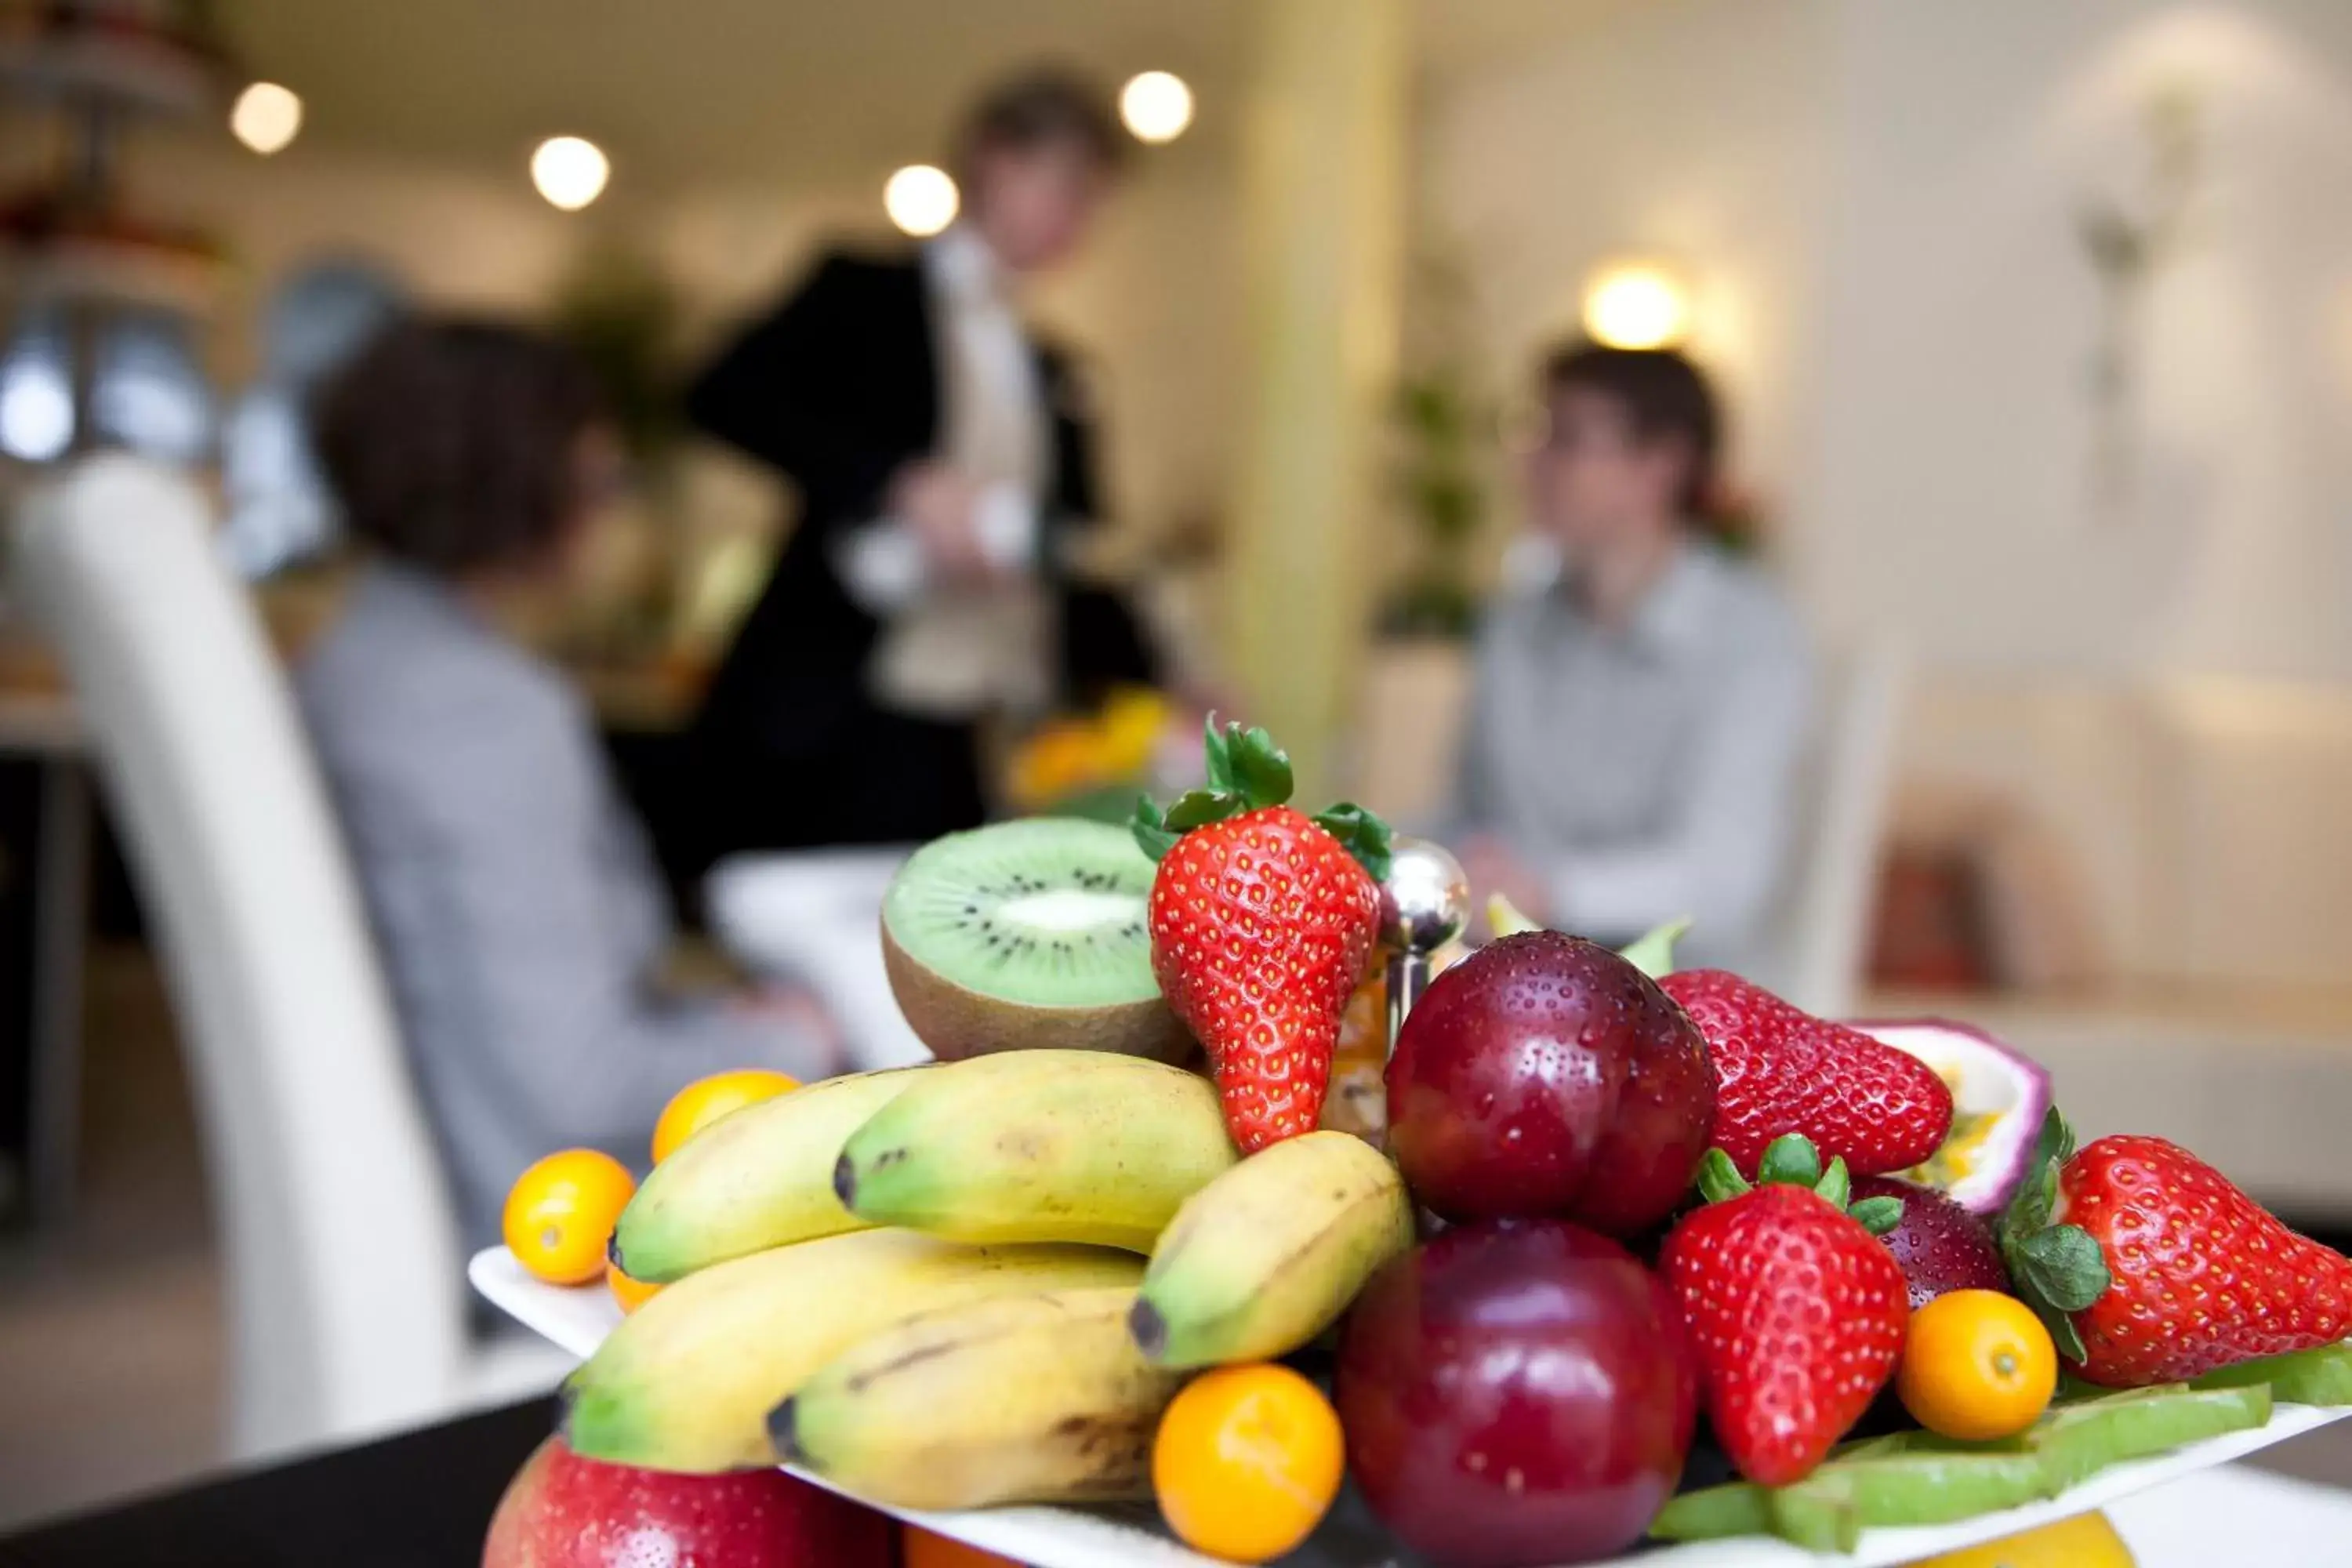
[1335,1220,1698,1568]
[1851,1174,2011,1309]
[1387,930,1711,1232]
[482,1433,893,1567]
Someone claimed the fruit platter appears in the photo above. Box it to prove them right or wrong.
[476,722,2352,1566]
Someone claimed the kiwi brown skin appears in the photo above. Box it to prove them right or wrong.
[881,916,1196,1064]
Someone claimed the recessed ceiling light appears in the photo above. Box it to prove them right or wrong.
[1120,71,1194,144]
[1582,262,1693,350]
[230,82,303,155]
[884,165,960,237]
[532,136,610,212]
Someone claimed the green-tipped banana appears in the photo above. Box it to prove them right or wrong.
[613,1068,925,1283]
[834,1050,1238,1253]
[563,1228,1139,1472]
[775,1287,1183,1509]
[1131,1129,1414,1368]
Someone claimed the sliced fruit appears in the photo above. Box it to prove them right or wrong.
[1860,1019,2053,1217]
[612,1067,920,1283]
[1657,1383,2263,1549]
[1152,1363,1345,1564]
[503,1149,636,1286]
[880,818,1191,1063]
[652,1069,799,1164]
[834,1049,1237,1253]
[2194,1339,2352,1405]
[1897,1289,2058,1442]
[2027,1382,2270,1492]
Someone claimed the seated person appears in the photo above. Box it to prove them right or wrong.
[298,319,841,1250]
[1454,343,1815,975]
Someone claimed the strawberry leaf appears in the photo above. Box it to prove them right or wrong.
[1131,797,1178,862]
[1201,716,1235,793]
[1813,1156,1851,1211]
[1758,1134,1823,1190]
[1696,1148,1751,1204]
[1225,724,1294,809]
[1850,1196,1905,1236]
[1163,789,1239,833]
[1312,802,1393,881]
[2013,1225,2110,1312]
[1618,916,1693,981]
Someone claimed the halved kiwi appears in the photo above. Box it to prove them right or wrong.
[880,817,1192,1063]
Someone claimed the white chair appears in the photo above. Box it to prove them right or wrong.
[1768,638,1910,1018]
[13,455,566,1465]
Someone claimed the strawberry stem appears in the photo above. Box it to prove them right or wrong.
[1997,1105,2111,1365]
[1618,916,1692,980]
[1129,716,1395,880]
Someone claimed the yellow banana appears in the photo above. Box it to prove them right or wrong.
[1131,1129,1415,1367]
[835,1049,1237,1252]
[612,1066,927,1283]
[562,1228,1139,1472]
[775,1287,1183,1509]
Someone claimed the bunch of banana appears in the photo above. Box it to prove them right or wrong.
[834,1050,1238,1253]
[1131,1129,1415,1367]
[612,1066,924,1283]
[562,1227,1140,1472]
[775,1287,1183,1510]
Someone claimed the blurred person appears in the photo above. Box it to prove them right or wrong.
[1452,344,1814,974]
[685,66,1158,852]
[299,319,842,1250]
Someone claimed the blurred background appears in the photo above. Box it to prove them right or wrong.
[3,0,2352,1532]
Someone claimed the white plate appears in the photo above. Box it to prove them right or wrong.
[472,1246,2352,1566]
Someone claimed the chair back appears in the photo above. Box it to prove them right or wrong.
[1772,638,1909,1017]
[13,456,466,1462]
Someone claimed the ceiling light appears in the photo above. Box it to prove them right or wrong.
[532,136,609,212]
[1582,262,1693,350]
[230,82,303,155]
[884,165,959,237]
[1120,71,1194,144]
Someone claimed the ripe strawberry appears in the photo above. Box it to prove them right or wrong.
[1134,721,1388,1152]
[2001,1113,2352,1386]
[1659,969,1955,1180]
[1659,1134,1910,1486]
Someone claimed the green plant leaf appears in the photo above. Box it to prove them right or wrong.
[1617,917,1692,980]
[1226,725,1295,809]
[1696,1149,1751,1205]
[1851,1196,1904,1236]
[2014,1225,2111,1312]
[1814,1156,1851,1211]
[1131,797,1178,862]
[1312,802,1393,882]
[1201,717,1234,794]
[1758,1134,1823,1190]
[1162,789,1238,834]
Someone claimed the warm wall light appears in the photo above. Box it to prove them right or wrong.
[1582,262,1693,350]
[532,136,609,211]
[884,164,960,237]
[1120,71,1194,144]
[230,82,303,155]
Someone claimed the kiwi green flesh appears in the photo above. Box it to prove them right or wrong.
[880,818,1190,1062]
[1653,1382,2271,1548]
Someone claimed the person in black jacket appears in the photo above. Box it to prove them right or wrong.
[685,68,1157,854]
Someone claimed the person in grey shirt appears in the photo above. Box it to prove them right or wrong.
[297,320,840,1250]
[1454,344,1814,975]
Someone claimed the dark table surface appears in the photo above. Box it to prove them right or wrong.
[0,1398,557,1568]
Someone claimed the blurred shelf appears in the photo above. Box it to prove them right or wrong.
[0,235,227,314]
[0,21,223,118]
